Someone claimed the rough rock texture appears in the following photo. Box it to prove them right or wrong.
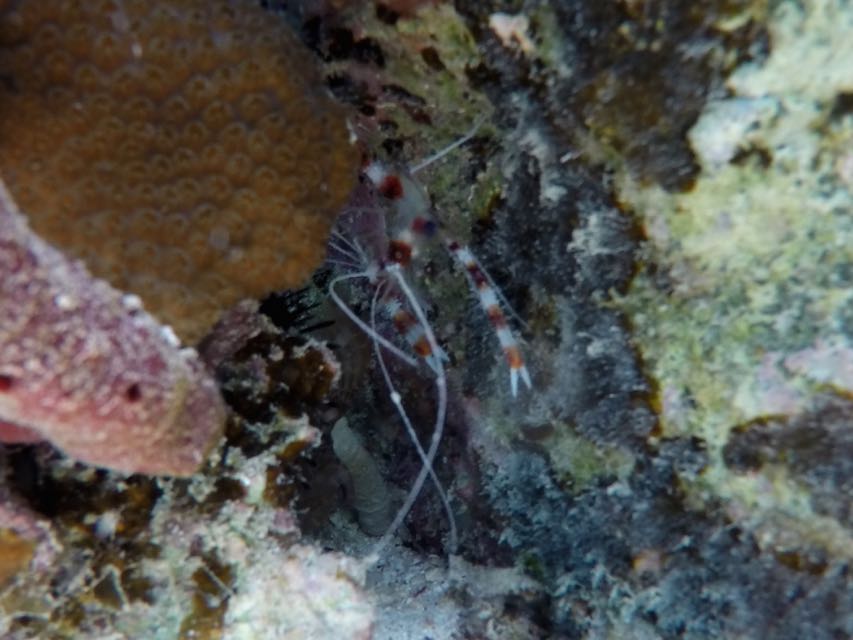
[0,427,374,639]
[618,0,853,568]
[2,1,852,639]
[0,182,224,475]
[0,482,58,590]
[0,0,358,343]
[296,1,853,637]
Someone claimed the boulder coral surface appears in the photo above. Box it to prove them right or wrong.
[0,0,358,344]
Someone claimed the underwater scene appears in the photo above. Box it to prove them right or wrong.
[0,1,851,638]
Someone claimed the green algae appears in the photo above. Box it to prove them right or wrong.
[546,422,636,492]
[330,1,493,158]
[616,0,853,557]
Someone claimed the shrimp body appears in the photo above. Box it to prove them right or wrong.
[361,159,531,396]
[326,129,531,553]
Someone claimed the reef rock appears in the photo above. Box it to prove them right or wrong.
[0,183,224,476]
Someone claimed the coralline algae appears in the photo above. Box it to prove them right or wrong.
[0,183,224,476]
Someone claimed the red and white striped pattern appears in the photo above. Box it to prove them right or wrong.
[362,159,531,396]
[445,241,531,397]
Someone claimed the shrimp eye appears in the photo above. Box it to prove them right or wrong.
[379,175,404,200]
[388,239,412,265]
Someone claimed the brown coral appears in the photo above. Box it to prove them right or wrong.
[0,0,358,344]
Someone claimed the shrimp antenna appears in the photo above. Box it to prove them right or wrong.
[409,116,486,174]
[371,265,456,555]
[329,272,419,368]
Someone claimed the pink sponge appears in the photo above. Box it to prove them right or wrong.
[0,182,224,476]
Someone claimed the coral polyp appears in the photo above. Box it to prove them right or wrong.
[0,0,359,344]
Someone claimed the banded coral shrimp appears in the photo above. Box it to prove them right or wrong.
[324,120,532,555]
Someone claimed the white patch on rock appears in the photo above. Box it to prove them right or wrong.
[489,12,536,55]
[688,97,780,171]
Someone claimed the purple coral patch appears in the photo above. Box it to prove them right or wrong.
[0,183,224,476]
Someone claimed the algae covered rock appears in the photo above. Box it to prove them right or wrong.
[2,0,852,638]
